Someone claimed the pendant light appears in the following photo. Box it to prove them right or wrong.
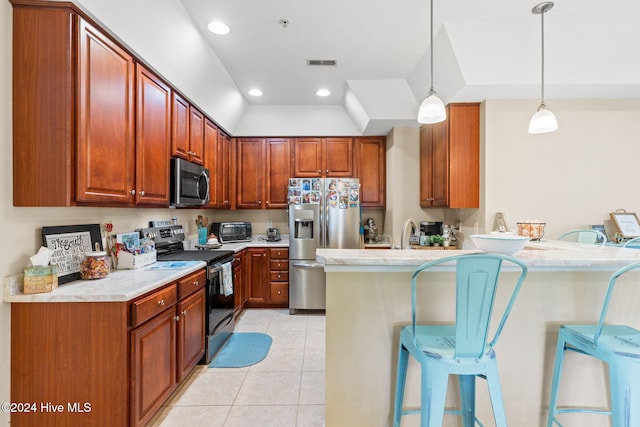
[529,2,557,134]
[417,0,446,124]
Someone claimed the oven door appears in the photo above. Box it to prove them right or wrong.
[202,259,235,364]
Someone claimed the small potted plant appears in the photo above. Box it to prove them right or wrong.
[430,234,444,246]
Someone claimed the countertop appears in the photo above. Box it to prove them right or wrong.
[3,235,290,304]
[317,239,640,272]
[3,261,206,303]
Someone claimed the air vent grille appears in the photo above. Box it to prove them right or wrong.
[307,59,337,66]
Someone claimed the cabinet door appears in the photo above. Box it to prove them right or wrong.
[356,137,386,208]
[217,130,232,208]
[419,122,448,208]
[135,65,171,206]
[130,307,177,427]
[245,248,269,306]
[188,106,204,165]
[177,288,205,382]
[448,103,480,209]
[324,137,353,177]
[171,92,190,160]
[265,138,292,209]
[294,138,323,177]
[76,18,135,204]
[236,138,265,209]
[204,119,219,207]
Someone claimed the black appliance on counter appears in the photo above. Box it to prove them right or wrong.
[210,221,252,243]
[138,224,235,364]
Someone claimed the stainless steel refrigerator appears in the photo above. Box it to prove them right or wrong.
[288,177,361,314]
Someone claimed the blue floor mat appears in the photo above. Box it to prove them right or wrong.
[208,332,272,368]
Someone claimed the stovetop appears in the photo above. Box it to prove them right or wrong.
[139,224,235,265]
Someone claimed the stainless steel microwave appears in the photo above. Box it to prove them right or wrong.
[170,158,210,207]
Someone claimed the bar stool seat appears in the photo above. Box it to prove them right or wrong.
[547,261,640,427]
[393,253,528,427]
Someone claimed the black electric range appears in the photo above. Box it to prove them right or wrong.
[138,224,236,364]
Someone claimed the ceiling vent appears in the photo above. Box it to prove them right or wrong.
[307,59,337,66]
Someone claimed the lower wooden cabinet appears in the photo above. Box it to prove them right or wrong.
[244,247,289,308]
[233,250,247,318]
[9,268,206,427]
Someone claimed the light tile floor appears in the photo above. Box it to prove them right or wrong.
[149,309,326,427]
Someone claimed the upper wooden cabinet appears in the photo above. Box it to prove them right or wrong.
[134,65,171,206]
[202,120,231,209]
[420,103,480,209]
[11,2,172,207]
[171,92,190,160]
[293,137,353,177]
[355,137,386,209]
[188,106,205,165]
[236,138,291,209]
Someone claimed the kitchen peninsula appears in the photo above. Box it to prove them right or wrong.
[318,241,640,427]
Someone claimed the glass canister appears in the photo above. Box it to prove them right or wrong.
[80,251,110,279]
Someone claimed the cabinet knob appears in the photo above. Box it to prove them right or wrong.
[277,290,281,295]
[193,280,199,286]
[266,201,269,204]
[326,169,329,173]
[181,310,188,316]
[318,170,321,174]
[277,274,281,279]
[158,299,165,306]
[174,315,180,322]
[139,190,145,196]
[129,189,136,195]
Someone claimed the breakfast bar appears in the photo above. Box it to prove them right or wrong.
[318,241,640,427]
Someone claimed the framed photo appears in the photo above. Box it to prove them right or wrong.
[42,224,103,284]
[588,224,608,242]
[610,212,640,239]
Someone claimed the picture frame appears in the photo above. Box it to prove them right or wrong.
[588,224,608,242]
[42,224,103,284]
[610,212,640,239]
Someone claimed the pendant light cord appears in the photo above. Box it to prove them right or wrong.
[429,0,435,92]
[540,9,546,105]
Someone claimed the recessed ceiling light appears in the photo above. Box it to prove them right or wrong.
[207,21,230,35]
[316,89,330,97]
[248,89,263,97]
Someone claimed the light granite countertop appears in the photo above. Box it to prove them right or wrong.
[3,236,290,304]
[4,261,207,303]
[317,239,640,272]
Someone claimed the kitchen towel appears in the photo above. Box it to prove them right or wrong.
[222,262,233,297]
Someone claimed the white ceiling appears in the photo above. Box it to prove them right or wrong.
[178,0,640,109]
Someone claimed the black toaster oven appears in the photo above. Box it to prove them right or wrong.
[210,222,252,243]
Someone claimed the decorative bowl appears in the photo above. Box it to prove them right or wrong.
[516,222,547,241]
[469,234,530,255]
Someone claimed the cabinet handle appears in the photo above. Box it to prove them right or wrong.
[193,280,199,287]
[129,189,136,195]
[158,299,165,306]
[174,315,180,322]
[318,170,321,174]
[266,201,269,204]
[277,274,281,279]
[181,310,188,316]
[326,169,329,173]
[277,290,281,295]
[258,200,261,204]
[139,190,145,196]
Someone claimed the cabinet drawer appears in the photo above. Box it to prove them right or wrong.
[270,259,288,271]
[131,284,177,327]
[270,282,288,303]
[269,248,288,259]
[178,269,206,300]
[270,271,289,282]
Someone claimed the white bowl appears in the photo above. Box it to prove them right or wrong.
[469,234,529,255]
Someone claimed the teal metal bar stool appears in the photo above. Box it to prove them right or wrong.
[558,229,607,246]
[393,253,528,427]
[547,260,640,427]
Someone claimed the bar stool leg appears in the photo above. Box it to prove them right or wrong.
[420,366,448,427]
[547,333,568,427]
[485,361,508,427]
[393,343,410,427]
[459,374,476,426]
[609,359,640,427]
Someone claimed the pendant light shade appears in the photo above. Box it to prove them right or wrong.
[418,0,446,124]
[529,2,557,134]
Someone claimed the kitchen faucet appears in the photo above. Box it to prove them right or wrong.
[400,218,419,249]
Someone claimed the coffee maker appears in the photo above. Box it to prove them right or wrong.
[363,218,379,243]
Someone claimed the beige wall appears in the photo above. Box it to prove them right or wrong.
[3,0,640,422]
